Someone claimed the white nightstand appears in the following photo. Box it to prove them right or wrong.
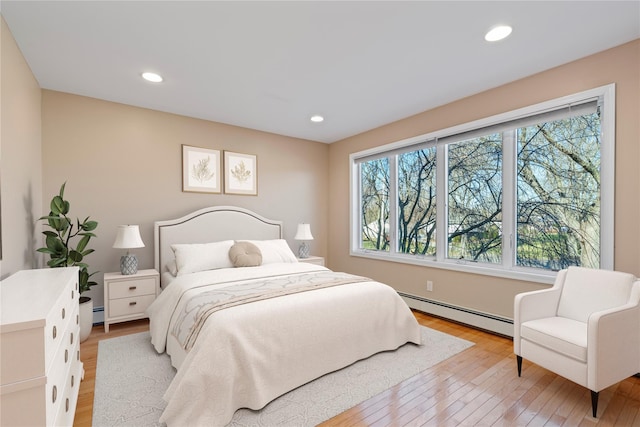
[103,269,160,332]
[297,255,325,266]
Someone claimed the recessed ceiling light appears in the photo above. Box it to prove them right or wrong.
[485,25,512,42]
[310,115,324,123]
[142,72,163,83]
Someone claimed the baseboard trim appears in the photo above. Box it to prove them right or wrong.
[399,292,514,337]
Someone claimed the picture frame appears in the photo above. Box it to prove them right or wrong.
[224,151,257,195]
[182,145,222,193]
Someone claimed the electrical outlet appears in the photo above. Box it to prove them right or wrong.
[427,280,433,291]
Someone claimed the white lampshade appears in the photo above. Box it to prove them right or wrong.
[294,223,314,241]
[113,225,145,249]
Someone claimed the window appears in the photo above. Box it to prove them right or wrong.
[360,158,390,251]
[398,148,436,256]
[447,134,502,264]
[516,112,602,270]
[351,85,614,282]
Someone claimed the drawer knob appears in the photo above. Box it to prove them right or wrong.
[62,307,66,319]
[53,325,57,339]
[71,290,74,300]
[129,286,137,290]
[129,301,137,306]
[71,375,75,387]
[66,398,70,412]
[70,332,74,345]
[52,385,57,403]
[65,349,69,363]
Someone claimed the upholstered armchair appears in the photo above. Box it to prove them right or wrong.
[514,266,640,417]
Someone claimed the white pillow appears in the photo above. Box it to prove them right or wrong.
[241,239,298,264]
[166,259,178,276]
[171,240,235,276]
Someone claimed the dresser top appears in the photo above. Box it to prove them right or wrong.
[0,267,78,330]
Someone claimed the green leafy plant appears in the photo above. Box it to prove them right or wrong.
[37,182,99,295]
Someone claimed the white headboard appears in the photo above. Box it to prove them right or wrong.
[154,206,283,281]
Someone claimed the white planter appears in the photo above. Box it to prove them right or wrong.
[79,297,93,343]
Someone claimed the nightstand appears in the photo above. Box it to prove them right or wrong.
[103,269,160,332]
[297,255,325,266]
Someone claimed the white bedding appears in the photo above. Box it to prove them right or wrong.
[147,262,421,427]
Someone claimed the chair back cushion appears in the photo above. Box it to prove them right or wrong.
[557,267,635,323]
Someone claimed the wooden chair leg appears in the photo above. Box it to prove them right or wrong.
[516,355,522,377]
[591,390,599,417]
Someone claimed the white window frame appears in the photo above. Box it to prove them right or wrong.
[350,84,615,284]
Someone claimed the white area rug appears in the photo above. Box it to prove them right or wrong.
[93,327,473,427]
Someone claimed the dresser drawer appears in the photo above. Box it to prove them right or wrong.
[46,301,78,375]
[44,275,78,369]
[109,277,156,299]
[46,325,77,425]
[52,350,82,427]
[109,294,156,318]
[0,377,47,427]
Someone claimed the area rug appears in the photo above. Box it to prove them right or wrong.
[92,326,473,427]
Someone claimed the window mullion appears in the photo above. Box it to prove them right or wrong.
[389,155,398,254]
[435,144,447,262]
[502,130,516,269]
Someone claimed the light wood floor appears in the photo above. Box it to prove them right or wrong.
[74,311,640,426]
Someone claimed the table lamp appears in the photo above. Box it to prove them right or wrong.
[113,225,145,275]
[294,223,313,259]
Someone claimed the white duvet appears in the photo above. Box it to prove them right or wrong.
[147,262,421,427]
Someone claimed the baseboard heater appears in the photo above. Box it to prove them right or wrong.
[399,292,514,337]
[93,305,105,325]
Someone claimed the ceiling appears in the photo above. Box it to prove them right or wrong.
[2,1,639,144]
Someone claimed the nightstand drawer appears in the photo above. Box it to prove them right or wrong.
[109,294,156,318]
[109,278,156,299]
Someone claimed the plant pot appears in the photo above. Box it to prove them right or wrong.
[79,296,93,343]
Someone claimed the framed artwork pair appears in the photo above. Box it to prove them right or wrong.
[182,145,257,196]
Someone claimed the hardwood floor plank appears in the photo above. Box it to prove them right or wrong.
[74,312,640,427]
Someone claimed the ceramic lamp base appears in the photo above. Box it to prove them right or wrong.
[298,241,310,259]
[120,253,138,275]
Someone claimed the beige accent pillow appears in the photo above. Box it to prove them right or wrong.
[229,241,263,267]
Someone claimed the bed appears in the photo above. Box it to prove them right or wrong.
[146,206,422,426]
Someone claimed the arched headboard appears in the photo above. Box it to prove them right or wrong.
[154,206,284,283]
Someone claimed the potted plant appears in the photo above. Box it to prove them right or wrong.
[37,182,98,342]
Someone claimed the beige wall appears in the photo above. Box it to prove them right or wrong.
[0,16,43,278]
[328,40,640,320]
[41,91,329,306]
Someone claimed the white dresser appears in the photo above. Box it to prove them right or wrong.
[0,267,84,427]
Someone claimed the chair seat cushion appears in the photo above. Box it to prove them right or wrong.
[521,317,587,362]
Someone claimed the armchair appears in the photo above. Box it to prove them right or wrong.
[514,266,640,417]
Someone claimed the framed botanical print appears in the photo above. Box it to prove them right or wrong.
[182,145,222,193]
[224,151,257,195]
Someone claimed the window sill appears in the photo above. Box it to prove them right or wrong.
[350,249,556,285]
